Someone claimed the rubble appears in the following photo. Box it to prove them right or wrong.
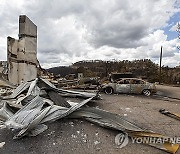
[0,78,98,139]
[0,15,179,154]
[0,142,5,148]
[159,109,180,121]
[0,78,179,153]
[0,78,15,96]
[0,15,39,97]
[0,61,8,75]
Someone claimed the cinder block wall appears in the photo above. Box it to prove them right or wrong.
[8,15,38,85]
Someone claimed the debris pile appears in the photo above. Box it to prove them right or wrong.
[0,77,16,97]
[0,78,179,153]
[0,78,99,139]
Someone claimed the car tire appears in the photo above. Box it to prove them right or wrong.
[104,87,114,95]
[142,89,151,96]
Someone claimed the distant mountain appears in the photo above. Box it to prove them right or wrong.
[47,66,76,77]
[46,59,180,84]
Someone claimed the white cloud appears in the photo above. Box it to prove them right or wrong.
[170,22,179,31]
[0,0,179,68]
[0,36,7,60]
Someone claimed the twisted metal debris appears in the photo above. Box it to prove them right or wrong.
[0,78,179,153]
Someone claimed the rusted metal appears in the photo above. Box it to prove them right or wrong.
[159,109,180,121]
[102,78,156,96]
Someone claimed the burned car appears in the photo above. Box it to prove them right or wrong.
[102,78,156,96]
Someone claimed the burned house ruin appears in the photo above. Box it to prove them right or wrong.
[7,15,38,85]
[0,15,38,86]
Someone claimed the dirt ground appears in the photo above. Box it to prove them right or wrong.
[0,85,179,154]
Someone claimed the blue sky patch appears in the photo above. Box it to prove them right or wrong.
[162,12,180,40]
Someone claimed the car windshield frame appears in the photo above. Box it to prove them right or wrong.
[118,79,145,84]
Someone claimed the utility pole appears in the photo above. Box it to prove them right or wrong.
[159,46,163,84]
[177,22,180,50]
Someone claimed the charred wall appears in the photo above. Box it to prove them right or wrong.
[7,15,38,85]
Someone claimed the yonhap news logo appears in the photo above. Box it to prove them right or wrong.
[115,133,180,148]
[115,133,129,148]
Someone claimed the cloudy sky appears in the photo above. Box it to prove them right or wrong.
[0,0,179,68]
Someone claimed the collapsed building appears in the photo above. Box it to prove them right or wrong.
[0,15,38,86]
[7,15,38,85]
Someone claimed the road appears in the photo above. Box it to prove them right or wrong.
[0,85,179,154]
[155,85,180,99]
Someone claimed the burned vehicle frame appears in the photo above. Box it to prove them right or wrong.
[101,78,157,96]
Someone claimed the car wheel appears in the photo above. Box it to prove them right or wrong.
[142,89,151,96]
[104,87,114,95]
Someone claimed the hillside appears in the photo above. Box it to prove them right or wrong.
[47,59,180,84]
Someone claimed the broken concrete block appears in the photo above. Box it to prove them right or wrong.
[19,15,37,38]
[7,15,38,85]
